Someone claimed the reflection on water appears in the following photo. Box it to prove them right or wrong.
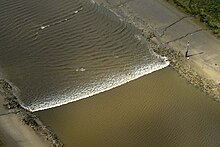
[36,68,220,146]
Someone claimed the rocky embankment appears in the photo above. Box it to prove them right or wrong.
[102,0,220,103]
[150,39,220,101]
[0,79,64,147]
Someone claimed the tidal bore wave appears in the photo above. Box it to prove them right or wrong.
[0,0,169,111]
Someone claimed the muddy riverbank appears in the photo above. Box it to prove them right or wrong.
[0,79,63,147]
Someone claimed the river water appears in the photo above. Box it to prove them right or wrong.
[0,0,168,111]
[1,0,220,146]
[36,67,220,146]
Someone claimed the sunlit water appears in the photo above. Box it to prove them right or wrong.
[36,67,220,146]
[0,0,168,111]
[1,0,220,146]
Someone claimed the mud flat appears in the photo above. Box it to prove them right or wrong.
[0,80,63,147]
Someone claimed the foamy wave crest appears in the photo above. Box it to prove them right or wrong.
[21,58,169,112]
[0,0,169,112]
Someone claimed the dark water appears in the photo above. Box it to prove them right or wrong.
[36,67,220,146]
[0,0,168,111]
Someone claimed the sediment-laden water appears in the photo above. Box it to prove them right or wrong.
[0,0,168,111]
[36,68,220,146]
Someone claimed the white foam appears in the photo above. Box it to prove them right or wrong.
[90,0,95,4]
[135,34,144,41]
[80,68,86,72]
[40,26,46,29]
[40,25,50,30]
[76,68,86,72]
[40,8,83,31]
[21,58,169,112]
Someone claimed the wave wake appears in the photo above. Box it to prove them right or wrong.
[0,0,169,112]
[23,59,169,112]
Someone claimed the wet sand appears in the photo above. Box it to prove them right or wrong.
[0,96,49,147]
[0,80,64,147]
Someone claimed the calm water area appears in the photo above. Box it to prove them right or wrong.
[36,67,220,146]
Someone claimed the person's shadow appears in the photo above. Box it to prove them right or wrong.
[187,52,204,57]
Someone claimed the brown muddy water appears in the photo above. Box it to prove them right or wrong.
[0,140,3,147]
[36,67,220,146]
[0,0,168,111]
[1,0,220,146]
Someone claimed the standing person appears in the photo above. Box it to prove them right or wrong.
[185,41,190,58]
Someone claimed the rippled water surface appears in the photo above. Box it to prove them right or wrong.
[2,0,220,146]
[0,0,168,111]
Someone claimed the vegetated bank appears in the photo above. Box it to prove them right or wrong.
[168,0,220,37]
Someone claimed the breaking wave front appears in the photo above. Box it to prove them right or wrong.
[0,0,169,112]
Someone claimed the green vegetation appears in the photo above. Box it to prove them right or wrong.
[170,0,220,37]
